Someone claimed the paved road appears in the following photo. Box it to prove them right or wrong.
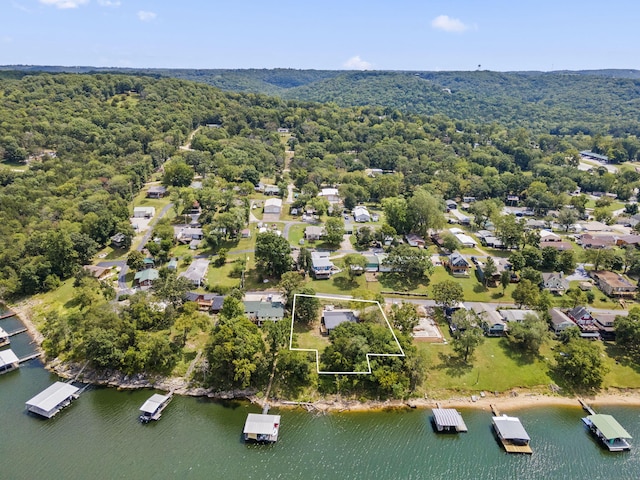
[99,201,173,292]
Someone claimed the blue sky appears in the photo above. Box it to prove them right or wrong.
[2,0,640,71]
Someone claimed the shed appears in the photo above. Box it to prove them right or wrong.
[243,413,281,442]
[26,381,80,418]
[0,348,20,374]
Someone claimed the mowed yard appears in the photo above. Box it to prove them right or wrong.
[415,321,640,396]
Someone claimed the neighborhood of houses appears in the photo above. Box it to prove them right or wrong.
[82,146,640,347]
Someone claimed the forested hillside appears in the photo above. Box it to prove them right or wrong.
[3,67,640,135]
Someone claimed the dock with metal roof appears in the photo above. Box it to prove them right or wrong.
[582,414,632,452]
[25,381,80,418]
[0,348,20,374]
[432,407,468,433]
[139,393,172,423]
[491,405,532,454]
[243,413,281,443]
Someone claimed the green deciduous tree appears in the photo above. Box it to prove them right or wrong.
[507,313,549,354]
[162,160,194,187]
[512,279,540,308]
[383,244,434,281]
[432,280,464,309]
[554,339,608,391]
[324,217,345,247]
[343,253,367,280]
[255,231,293,279]
[450,310,484,363]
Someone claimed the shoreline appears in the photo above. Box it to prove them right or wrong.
[7,301,640,413]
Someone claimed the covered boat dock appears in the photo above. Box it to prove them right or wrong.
[243,413,281,443]
[139,393,172,422]
[582,414,632,451]
[0,326,9,347]
[491,408,532,454]
[0,348,19,374]
[25,381,80,418]
[432,408,468,432]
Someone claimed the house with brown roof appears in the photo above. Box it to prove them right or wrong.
[590,270,637,297]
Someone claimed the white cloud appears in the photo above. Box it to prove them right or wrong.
[343,55,372,70]
[137,10,156,21]
[431,15,470,33]
[97,0,121,6]
[39,0,88,8]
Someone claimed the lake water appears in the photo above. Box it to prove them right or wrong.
[1,312,639,480]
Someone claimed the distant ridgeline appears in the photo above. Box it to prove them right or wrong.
[3,66,640,135]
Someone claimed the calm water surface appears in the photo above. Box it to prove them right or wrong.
[1,312,639,479]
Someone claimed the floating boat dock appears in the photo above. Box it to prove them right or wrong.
[579,398,632,452]
[0,348,20,374]
[491,405,532,454]
[0,327,9,347]
[25,381,80,418]
[243,413,281,443]
[139,393,172,423]
[432,407,468,433]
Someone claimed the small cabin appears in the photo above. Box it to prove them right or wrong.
[0,348,19,374]
[243,413,281,443]
[26,382,80,418]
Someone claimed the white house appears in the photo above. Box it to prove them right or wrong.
[353,206,371,223]
[133,206,155,218]
[264,198,282,214]
[454,233,477,248]
[539,230,562,242]
[319,188,341,204]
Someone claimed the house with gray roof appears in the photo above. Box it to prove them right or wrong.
[322,309,358,334]
[549,308,576,335]
[244,300,285,326]
[179,258,209,287]
[542,272,569,295]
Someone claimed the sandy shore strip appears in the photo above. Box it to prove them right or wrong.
[260,389,640,413]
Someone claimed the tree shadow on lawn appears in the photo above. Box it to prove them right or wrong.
[473,283,489,294]
[436,352,473,378]
[378,273,424,292]
[497,337,541,367]
[332,276,359,291]
[603,341,640,374]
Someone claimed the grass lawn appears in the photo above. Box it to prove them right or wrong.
[428,266,517,303]
[287,224,307,246]
[601,342,640,389]
[416,332,555,394]
[294,322,330,352]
